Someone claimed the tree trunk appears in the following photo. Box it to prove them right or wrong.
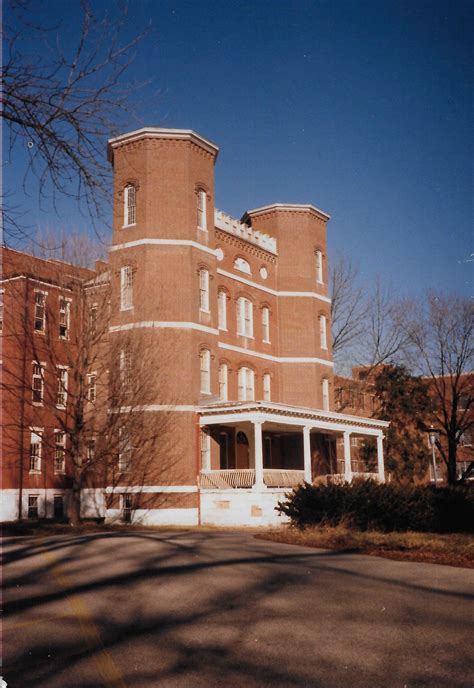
[69,485,82,525]
[447,440,458,486]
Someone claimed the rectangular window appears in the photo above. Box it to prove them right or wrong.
[28,494,39,519]
[316,250,323,284]
[263,373,271,401]
[200,349,211,394]
[262,307,270,343]
[237,297,253,337]
[34,291,46,332]
[219,363,228,401]
[32,362,44,404]
[120,349,132,390]
[118,429,132,472]
[87,373,97,402]
[238,367,255,401]
[56,367,68,407]
[53,495,64,520]
[89,304,98,334]
[29,430,43,472]
[322,378,330,411]
[197,189,207,230]
[319,315,327,350]
[59,298,70,338]
[120,266,133,310]
[218,290,227,330]
[54,431,66,473]
[199,269,209,312]
[86,438,96,462]
[124,185,136,227]
[122,493,133,523]
[200,430,211,470]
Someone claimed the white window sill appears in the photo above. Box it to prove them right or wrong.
[263,338,271,344]
[218,327,228,332]
[29,470,42,475]
[54,470,66,475]
[321,346,328,351]
[237,333,254,340]
[122,223,136,229]
[200,308,210,315]
[200,391,212,396]
[197,226,208,232]
[56,405,67,410]
[34,330,45,335]
[316,281,324,286]
[32,402,43,407]
[120,306,134,312]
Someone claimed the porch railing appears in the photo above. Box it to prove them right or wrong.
[199,468,305,490]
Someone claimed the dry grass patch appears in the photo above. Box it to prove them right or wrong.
[255,526,474,569]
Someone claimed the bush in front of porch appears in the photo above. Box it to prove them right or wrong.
[276,480,474,534]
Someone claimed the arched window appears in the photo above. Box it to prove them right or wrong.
[237,297,253,337]
[262,306,270,343]
[322,378,329,411]
[120,266,133,310]
[263,373,271,401]
[199,269,210,312]
[197,189,207,231]
[200,349,211,394]
[233,257,251,274]
[315,250,323,284]
[218,362,228,401]
[238,366,255,401]
[218,290,227,330]
[123,185,136,227]
[319,314,327,350]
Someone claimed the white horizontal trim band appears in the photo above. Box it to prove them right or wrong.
[110,238,217,256]
[110,321,219,335]
[115,405,197,412]
[105,485,198,493]
[218,342,334,367]
[217,269,331,304]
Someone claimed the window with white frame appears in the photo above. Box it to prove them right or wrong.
[32,362,44,404]
[118,428,132,472]
[319,314,328,350]
[238,366,255,401]
[123,184,136,227]
[218,290,227,330]
[56,367,68,407]
[89,304,98,334]
[29,429,43,472]
[120,349,132,389]
[86,438,96,463]
[54,431,66,473]
[200,430,210,470]
[315,250,323,284]
[237,297,253,337]
[262,306,270,343]
[120,266,133,310]
[197,189,207,230]
[59,298,70,338]
[460,429,472,446]
[263,373,271,401]
[199,269,209,312]
[322,378,330,411]
[233,257,251,274]
[218,363,228,401]
[28,494,39,519]
[87,373,97,402]
[200,348,211,394]
[34,291,46,332]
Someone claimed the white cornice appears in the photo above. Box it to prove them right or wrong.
[108,127,219,161]
[110,321,219,335]
[218,342,334,367]
[217,268,331,304]
[110,238,217,257]
[243,203,331,223]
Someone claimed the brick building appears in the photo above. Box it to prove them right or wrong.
[1,127,388,526]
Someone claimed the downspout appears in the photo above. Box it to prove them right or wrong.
[196,416,202,526]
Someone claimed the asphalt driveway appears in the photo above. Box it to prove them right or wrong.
[2,529,473,687]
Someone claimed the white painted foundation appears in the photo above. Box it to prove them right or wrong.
[199,488,290,526]
[104,507,199,526]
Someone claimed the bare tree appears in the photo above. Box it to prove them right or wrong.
[1,0,150,242]
[402,292,473,485]
[330,255,366,363]
[1,247,176,524]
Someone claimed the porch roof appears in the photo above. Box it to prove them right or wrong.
[198,400,389,436]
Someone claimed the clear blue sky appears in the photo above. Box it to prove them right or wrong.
[5,0,473,298]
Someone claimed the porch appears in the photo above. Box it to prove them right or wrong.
[198,401,389,492]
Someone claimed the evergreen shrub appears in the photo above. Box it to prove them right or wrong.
[276,480,474,533]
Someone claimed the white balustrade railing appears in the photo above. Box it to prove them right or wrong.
[215,210,278,254]
[199,468,305,489]
[263,469,305,488]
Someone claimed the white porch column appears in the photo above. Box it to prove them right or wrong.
[303,426,312,483]
[376,433,385,482]
[343,431,352,482]
[253,420,265,490]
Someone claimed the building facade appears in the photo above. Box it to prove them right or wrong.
[1,127,388,526]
